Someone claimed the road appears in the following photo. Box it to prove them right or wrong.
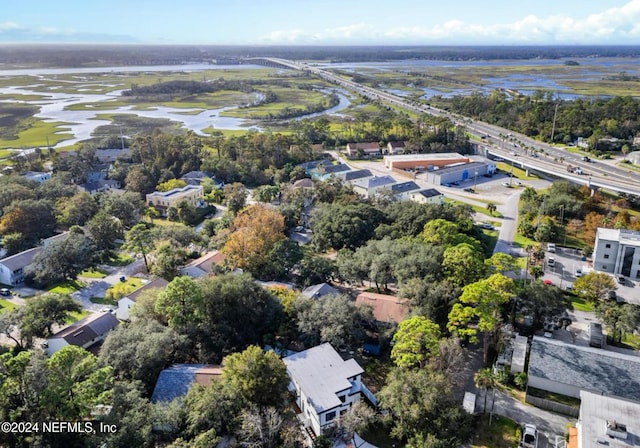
[257,57,640,197]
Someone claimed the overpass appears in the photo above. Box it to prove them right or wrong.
[252,57,640,197]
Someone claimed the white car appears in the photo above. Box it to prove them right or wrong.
[520,424,538,448]
[515,181,523,186]
[501,182,511,187]
[575,268,583,277]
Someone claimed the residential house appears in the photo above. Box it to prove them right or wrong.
[21,171,52,183]
[116,277,169,321]
[527,336,640,401]
[350,175,396,199]
[409,188,444,205]
[301,283,339,299]
[0,233,67,285]
[80,179,122,195]
[180,251,226,278]
[386,141,406,155]
[593,227,640,279]
[345,142,381,158]
[292,178,314,190]
[335,169,373,183]
[573,391,640,448]
[146,185,204,216]
[390,181,420,200]
[95,148,132,163]
[355,292,409,325]
[309,162,351,181]
[45,311,119,356]
[0,248,42,286]
[283,343,373,437]
[151,364,223,403]
[180,170,218,187]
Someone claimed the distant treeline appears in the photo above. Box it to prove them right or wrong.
[122,80,254,96]
[4,44,640,67]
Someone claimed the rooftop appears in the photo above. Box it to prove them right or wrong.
[351,175,396,189]
[355,292,409,324]
[337,169,373,182]
[347,142,380,150]
[147,184,202,199]
[391,181,420,194]
[126,277,169,302]
[49,311,119,347]
[597,228,640,246]
[413,188,443,198]
[301,283,339,299]
[528,337,640,401]
[430,161,487,175]
[283,343,363,413]
[0,247,42,271]
[181,251,225,278]
[151,364,222,403]
[383,153,466,161]
[579,391,640,447]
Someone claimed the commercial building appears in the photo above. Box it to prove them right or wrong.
[146,185,204,216]
[424,160,495,186]
[574,391,640,448]
[527,337,640,401]
[351,175,396,198]
[593,228,640,279]
[383,153,469,170]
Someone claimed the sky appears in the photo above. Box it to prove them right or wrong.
[1,0,640,45]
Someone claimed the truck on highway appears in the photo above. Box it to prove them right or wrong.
[567,165,584,175]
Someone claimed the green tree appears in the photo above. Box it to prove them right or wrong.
[86,209,124,253]
[484,252,518,275]
[474,367,498,413]
[486,202,497,215]
[99,191,145,228]
[447,274,515,364]
[123,223,155,272]
[18,293,82,346]
[519,281,570,328]
[222,346,290,409]
[0,231,26,256]
[223,182,247,214]
[573,271,616,302]
[26,232,96,286]
[391,316,441,369]
[99,319,188,395]
[155,276,203,332]
[156,178,187,192]
[55,191,98,228]
[595,301,640,343]
[442,243,486,287]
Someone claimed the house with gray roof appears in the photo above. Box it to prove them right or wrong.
[0,232,68,286]
[45,311,119,356]
[409,188,444,205]
[117,277,169,321]
[21,171,51,183]
[151,364,223,403]
[351,175,396,198]
[527,336,640,401]
[283,343,371,437]
[180,171,218,187]
[309,163,351,181]
[335,169,372,182]
[390,181,420,200]
[301,283,339,300]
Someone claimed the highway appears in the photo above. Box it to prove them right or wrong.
[255,57,640,197]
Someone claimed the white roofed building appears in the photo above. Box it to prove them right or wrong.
[283,343,373,437]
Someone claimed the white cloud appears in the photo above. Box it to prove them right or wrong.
[0,22,20,32]
[259,0,640,44]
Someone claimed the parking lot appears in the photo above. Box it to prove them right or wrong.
[541,245,639,305]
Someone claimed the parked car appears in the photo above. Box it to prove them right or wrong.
[617,275,625,285]
[575,268,583,277]
[607,290,617,301]
[520,424,539,448]
[501,182,511,187]
[547,257,556,267]
[547,243,556,253]
[0,288,10,296]
[479,223,495,230]
[463,187,475,193]
[514,181,523,186]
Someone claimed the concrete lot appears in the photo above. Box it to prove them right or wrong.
[541,245,639,305]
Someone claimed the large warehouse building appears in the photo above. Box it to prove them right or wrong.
[383,153,469,170]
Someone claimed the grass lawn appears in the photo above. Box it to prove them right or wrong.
[621,333,640,350]
[79,268,108,279]
[65,310,91,324]
[0,299,17,314]
[105,278,143,301]
[471,414,520,448]
[105,252,134,267]
[445,198,503,219]
[47,280,86,295]
[570,295,594,312]
[495,162,539,180]
[90,296,117,306]
[480,229,500,255]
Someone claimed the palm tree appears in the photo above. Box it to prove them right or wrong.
[486,202,497,216]
[474,368,497,413]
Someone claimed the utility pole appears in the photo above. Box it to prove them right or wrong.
[550,102,559,143]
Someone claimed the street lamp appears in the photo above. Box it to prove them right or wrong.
[474,171,478,191]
